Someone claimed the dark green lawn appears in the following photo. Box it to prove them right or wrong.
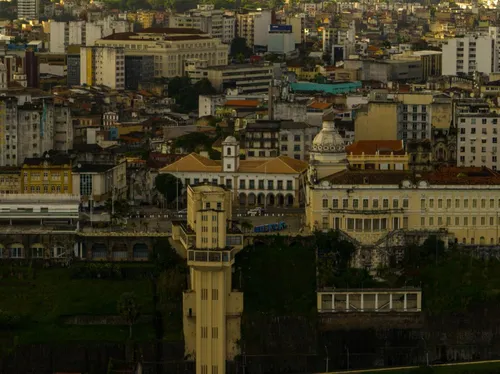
[0,267,155,344]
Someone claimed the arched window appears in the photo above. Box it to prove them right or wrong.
[462,238,466,244]
[227,147,231,156]
[471,238,475,245]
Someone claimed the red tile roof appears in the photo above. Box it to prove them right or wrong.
[346,140,405,155]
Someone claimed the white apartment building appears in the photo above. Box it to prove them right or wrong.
[80,46,125,90]
[236,9,272,49]
[95,28,228,78]
[18,0,39,19]
[441,36,496,76]
[49,18,133,53]
[457,113,500,170]
[169,5,235,43]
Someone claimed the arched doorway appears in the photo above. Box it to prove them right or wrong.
[239,193,247,207]
[480,236,485,245]
[266,194,275,207]
[31,243,44,258]
[257,193,265,206]
[91,243,107,260]
[112,243,128,260]
[248,193,256,206]
[285,194,294,207]
[133,243,149,260]
[276,193,285,207]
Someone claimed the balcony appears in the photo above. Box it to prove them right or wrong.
[187,248,236,267]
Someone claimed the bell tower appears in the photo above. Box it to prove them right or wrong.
[222,136,240,173]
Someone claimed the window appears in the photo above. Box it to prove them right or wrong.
[438,199,443,208]
[403,217,408,229]
[293,145,301,151]
[481,217,486,225]
[322,199,328,208]
[421,217,425,226]
[286,181,292,190]
[464,199,469,208]
[80,174,92,196]
[481,199,486,208]
[429,217,434,226]
[226,147,231,156]
[421,199,426,209]
[322,216,328,229]
[332,199,339,208]
[393,199,399,209]
[446,217,451,226]
[473,199,477,208]
[226,179,232,188]
[464,217,468,226]
[446,199,451,209]
[403,199,409,208]
[472,217,477,225]
[343,199,348,209]
[455,217,459,226]
[363,199,369,208]
[258,180,264,189]
[353,199,359,208]
[491,217,494,225]
[294,135,301,142]
[438,217,443,226]
[491,199,495,209]
[383,199,389,208]
[373,199,379,208]
[429,199,434,208]
[239,180,245,189]
[267,180,274,190]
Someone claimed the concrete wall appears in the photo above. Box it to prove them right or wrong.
[355,102,398,141]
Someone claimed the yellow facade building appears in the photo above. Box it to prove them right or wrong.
[307,119,500,268]
[21,154,72,194]
[172,184,243,374]
[0,167,21,194]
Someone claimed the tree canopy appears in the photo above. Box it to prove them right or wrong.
[155,173,183,205]
[117,292,141,339]
[230,37,253,58]
[167,76,216,113]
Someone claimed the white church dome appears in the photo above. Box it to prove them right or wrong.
[311,120,345,153]
[223,136,238,143]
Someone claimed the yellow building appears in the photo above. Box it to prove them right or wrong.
[21,154,72,194]
[171,184,243,374]
[306,119,500,268]
[137,11,155,29]
[0,167,21,194]
[346,140,410,170]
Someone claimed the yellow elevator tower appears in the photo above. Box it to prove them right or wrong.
[171,184,243,374]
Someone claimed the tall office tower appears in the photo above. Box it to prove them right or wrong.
[172,184,244,374]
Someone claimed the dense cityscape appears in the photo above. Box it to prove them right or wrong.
[1,0,500,373]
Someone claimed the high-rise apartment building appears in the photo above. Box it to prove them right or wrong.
[169,5,235,43]
[80,46,125,90]
[172,184,244,374]
[442,36,496,76]
[236,9,272,49]
[18,0,39,19]
[49,18,132,53]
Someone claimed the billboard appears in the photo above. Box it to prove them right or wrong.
[269,24,292,33]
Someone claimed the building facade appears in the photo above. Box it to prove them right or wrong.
[306,119,500,268]
[442,36,496,76]
[80,46,125,90]
[161,137,308,208]
[95,28,229,78]
[18,0,39,19]
[171,184,243,374]
[21,154,73,194]
[125,55,154,90]
[188,63,273,95]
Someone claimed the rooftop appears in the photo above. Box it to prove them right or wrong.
[100,28,209,42]
[346,140,406,156]
[161,153,308,174]
[321,167,500,186]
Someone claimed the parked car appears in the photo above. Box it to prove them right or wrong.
[247,207,265,216]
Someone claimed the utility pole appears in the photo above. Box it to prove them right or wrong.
[324,345,329,373]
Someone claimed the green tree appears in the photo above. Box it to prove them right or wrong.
[117,292,141,339]
[230,37,252,58]
[194,78,217,96]
[155,174,182,205]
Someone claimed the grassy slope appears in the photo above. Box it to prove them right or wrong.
[0,268,155,344]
